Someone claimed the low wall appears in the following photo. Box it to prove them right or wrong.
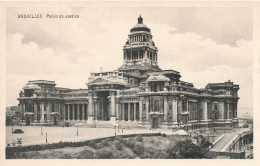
[209,151,245,159]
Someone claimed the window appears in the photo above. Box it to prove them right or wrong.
[139,50,143,59]
[214,103,218,110]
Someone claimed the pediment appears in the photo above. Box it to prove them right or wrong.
[88,77,112,85]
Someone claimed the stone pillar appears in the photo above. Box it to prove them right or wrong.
[172,99,177,123]
[34,102,37,122]
[116,102,120,120]
[139,100,143,122]
[204,101,208,120]
[110,91,116,123]
[227,102,230,119]
[122,103,125,121]
[101,102,104,120]
[68,104,71,120]
[47,103,51,122]
[63,104,65,121]
[128,103,131,121]
[134,102,136,121]
[41,102,44,122]
[146,99,149,121]
[94,102,97,120]
[23,103,26,113]
[77,104,80,121]
[22,103,25,121]
[219,101,225,120]
[164,98,168,121]
[58,103,61,120]
[88,92,94,124]
[234,102,237,118]
[72,104,75,120]
[82,104,85,121]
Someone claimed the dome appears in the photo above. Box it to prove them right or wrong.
[130,15,151,33]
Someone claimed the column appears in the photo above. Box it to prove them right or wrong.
[139,100,143,122]
[110,91,116,122]
[88,92,94,123]
[72,104,75,120]
[134,103,136,121]
[128,103,131,121]
[63,104,66,121]
[122,103,125,121]
[204,101,208,120]
[68,104,71,120]
[234,102,237,118]
[82,104,85,121]
[58,103,61,116]
[164,98,168,121]
[116,102,120,120]
[227,102,230,119]
[57,103,60,121]
[23,103,26,113]
[41,102,44,122]
[172,99,177,123]
[94,102,97,120]
[47,103,51,122]
[77,104,80,121]
[101,102,104,120]
[146,99,149,120]
[34,102,37,122]
[219,101,224,119]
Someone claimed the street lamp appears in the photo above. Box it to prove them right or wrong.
[46,132,48,143]
[41,125,43,135]
[76,123,83,136]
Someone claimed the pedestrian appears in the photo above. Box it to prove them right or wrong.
[122,129,123,133]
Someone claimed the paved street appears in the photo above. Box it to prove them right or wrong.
[6,126,160,146]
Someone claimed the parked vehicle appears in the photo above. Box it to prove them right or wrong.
[13,129,24,134]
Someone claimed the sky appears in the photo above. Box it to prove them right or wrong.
[6,6,253,117]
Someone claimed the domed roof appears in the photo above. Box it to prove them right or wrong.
[130,15,151,33]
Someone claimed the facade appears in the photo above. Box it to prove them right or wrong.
[17,16,239,129]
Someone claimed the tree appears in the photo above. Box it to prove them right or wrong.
[167,140,208,159]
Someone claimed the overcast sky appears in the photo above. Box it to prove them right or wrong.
[6,6,253,117]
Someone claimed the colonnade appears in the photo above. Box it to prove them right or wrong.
[118,102,139,121]
[18,97,238,124]
[124,50,157,62]
[64,104,88,121]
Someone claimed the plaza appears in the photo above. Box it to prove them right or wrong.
[6,126,160,146]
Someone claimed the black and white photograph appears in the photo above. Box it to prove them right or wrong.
[1,1,259,162]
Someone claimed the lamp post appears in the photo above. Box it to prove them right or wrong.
[46,132,48,143]
[77,126,78,136]
[41,125,43,135]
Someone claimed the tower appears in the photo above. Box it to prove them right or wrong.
[121,15,159,68]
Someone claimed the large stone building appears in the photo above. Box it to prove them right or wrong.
[17,16,239,129]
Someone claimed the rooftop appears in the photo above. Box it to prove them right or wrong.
[63,89,88,95]
[28,80,56,85]
[118,63,161,71]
